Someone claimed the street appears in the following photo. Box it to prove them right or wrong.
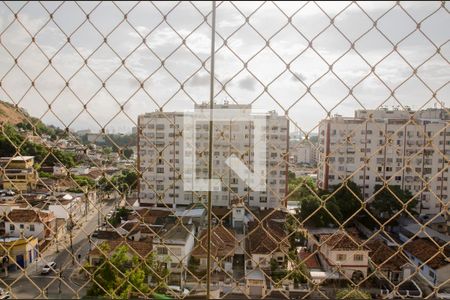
[0,199,116,299]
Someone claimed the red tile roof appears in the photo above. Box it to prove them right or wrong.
[298,249,321,269]
[192,225,236,257]
[319,232,367,251]
[404,238,449,270]
[7,209,55,223]
[366,239,408,270]
[246,220,288,254]
[89,238,153,259]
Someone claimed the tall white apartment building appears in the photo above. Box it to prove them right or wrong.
[289,139,317,166]
[317,108,449,216]
[137,103,289,209]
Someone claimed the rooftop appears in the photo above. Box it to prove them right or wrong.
[154,223,195,245]
[404,238,450,270]
[174,208,206,218]
[89,238,153,259]
[246,268,265,281]
[401,223,450,244]
[6,209,55,223]
[298,248,322,270]
[192,225,236,258]
[366,239,408,270]
[318,232,368,251]
[246,219,288,254]
[0,156,35,162]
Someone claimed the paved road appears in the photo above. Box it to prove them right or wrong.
[0,199,116,299]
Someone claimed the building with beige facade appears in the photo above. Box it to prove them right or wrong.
[317,108,449,217]
[137,103,289,209]
[0,156,38,192]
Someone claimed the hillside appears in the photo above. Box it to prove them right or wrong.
[0,100,28,125]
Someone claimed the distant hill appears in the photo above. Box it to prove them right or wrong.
[0,100,65,138]
[0,100,28,125]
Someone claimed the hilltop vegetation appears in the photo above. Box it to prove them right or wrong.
[0,124,76,167]
[0,100,77,167]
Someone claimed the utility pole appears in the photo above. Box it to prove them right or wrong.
[69,214,74,265]
[58,270,62,296]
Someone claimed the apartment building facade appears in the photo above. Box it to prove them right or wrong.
[317,108,449,216]
[137,103,289,208]
[0,156,38,192]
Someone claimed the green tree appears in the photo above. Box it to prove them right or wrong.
[289,176,317,201]
[123,148,133,159]
[0,124,76,167]
[321,194,343,226]
[86,244,168,299]
[298,195,342,227]
[288,250,310,287]
[370,185,417,220]
[330,181,363,222]
[71,175,95,189]
[108,207,131,226]
[336,287,371,299]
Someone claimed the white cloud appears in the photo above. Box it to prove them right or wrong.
[0,2,447,133]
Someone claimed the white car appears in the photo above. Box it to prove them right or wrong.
[166,286,189,297]
[41,262,57,275]
[0,288,9,299]
[437,287,450,299]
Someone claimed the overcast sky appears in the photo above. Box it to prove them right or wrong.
[0,1,448,134]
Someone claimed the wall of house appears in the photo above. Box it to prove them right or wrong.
[317,244,369,278]
[49,199,83,221]
[5,222,46,240]
[436,265,450,286]
[155,228,196,273]
[250,254,271,269]
[405,253,440,285]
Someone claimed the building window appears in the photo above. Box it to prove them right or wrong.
[19,224,24,229]
[336,254,346,261]
[9,224,15,231]
[157,247,168,255]
[29,224,35,231]
[354,254,363,261]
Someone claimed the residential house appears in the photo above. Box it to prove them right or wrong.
[53,165,68,178]
[0,156,38,192]
[5,209,56,241]
[174,208,206,229]
[366,238,414,284]
[89,238,153,266]
[245,267,268,298]
[298,248,327,284]
[308,230,370,281]
[0,236,38,270]
[69,166,90,176]
[45,193,86,223]
[404,238,450,287]
[152,223,196,284]
[246,219,289,270]
[191,225,236,273]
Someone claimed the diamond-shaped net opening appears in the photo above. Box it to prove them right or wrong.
[0,1,448,299]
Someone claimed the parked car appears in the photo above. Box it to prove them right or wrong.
[166,286,189,297]
[0,288,10,299]
[41,262,57,275]
[437,287,450,299]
